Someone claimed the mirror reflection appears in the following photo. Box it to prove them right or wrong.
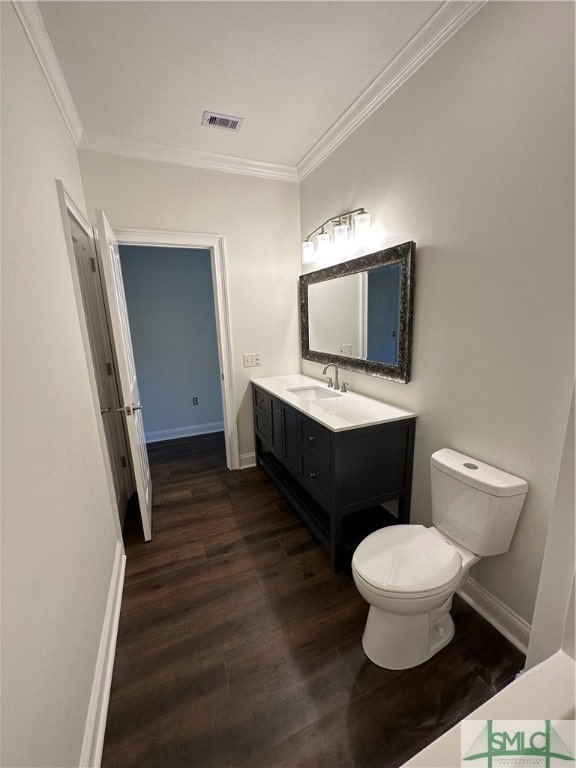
[299,242,415,383]
[308,263,401,366]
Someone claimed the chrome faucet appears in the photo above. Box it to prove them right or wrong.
[322,363,340,391]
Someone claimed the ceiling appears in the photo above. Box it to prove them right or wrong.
[35,1,481,180]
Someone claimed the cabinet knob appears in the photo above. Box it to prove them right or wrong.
[309,435,315,442]
[309,472,316,479]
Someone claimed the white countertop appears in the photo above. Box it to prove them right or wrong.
[251,374,416,432]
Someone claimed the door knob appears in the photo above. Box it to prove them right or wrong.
[117,404,142,415]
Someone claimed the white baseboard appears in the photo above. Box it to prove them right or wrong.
[79,540,126,767]
[145,421,224,443]
[239,451,256,469]
[458,577,531,655]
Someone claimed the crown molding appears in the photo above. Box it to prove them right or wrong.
[297,0,486,181]
[14,0,483,184]
[79,132,299,183]
[12,1,83,146]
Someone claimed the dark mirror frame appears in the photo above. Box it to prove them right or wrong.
[299,241,415,383]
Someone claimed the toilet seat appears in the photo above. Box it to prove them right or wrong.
[352,525,462,598]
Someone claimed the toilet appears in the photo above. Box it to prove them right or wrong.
[352,448,528,670]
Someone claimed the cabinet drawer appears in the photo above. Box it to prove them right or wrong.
[300,417,330,462]
[255,412,272,443]
[300,451,330,508]
[253,386,270,415]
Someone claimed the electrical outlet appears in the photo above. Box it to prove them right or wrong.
[243,353,262,368]
[339,344,353,356]
[192,396,198,406]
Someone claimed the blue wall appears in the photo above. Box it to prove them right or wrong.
[367,263,401,365]
[119,245,223,442]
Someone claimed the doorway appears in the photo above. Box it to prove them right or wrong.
[119,245,223,444]
[115,228,238,471]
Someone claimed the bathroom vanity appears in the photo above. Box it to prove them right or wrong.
[251,374,416,571]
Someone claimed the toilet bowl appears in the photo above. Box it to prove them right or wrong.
[352,449,528,670]
[352,525,479,669]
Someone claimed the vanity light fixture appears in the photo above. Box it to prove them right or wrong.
[301,208,372,265]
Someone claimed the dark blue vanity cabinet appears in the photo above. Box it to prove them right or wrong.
[252,383,416,571]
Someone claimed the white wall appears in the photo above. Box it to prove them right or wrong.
[120,245,223,441]
[526,389,575,668]
[79,151,302,463]
[1,4,122,766]
[300,1,574,623]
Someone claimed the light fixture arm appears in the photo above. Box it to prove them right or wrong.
[303,207,366,243]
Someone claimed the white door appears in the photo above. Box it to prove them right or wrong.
[68,213,133,521]
[95,209,153,540]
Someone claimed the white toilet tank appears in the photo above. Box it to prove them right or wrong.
[431,449,528,556]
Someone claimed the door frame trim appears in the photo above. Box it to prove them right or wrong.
[114,228,240,471]
[55,179,124,541]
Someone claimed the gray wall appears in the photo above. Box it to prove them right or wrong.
[120,245,223,441]
[300,1,575,624]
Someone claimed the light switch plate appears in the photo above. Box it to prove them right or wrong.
[243,353,262,367]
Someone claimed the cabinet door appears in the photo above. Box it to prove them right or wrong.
[299,414,331,509]
[253,386,270,415]
[300,417,330,462]
[253,386,272,446]
[271,398,284,460]
[300,451,331,509]
[254,411,272,444]
[270,398,299,476]
[282,403,299,476]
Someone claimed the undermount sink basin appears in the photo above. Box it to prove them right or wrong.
[287,385,342,401]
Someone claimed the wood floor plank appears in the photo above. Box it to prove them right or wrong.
[102,433,525,768]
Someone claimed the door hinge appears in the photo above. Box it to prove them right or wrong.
[89,257,97,273]
[106,362,113,376]
[121,456,128,468]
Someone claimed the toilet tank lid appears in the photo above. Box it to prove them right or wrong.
[431,449,528,497]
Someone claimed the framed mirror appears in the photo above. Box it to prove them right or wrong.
[299,241,415,383]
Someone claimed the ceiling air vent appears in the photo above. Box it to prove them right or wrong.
[201,111,243,132]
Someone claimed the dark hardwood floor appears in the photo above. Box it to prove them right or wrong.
[102,433,525,768]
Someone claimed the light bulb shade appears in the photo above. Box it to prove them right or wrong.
[332,222,349,244]
[316,232,331,261]
[302,240,316,265]
[353,212,372,240]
